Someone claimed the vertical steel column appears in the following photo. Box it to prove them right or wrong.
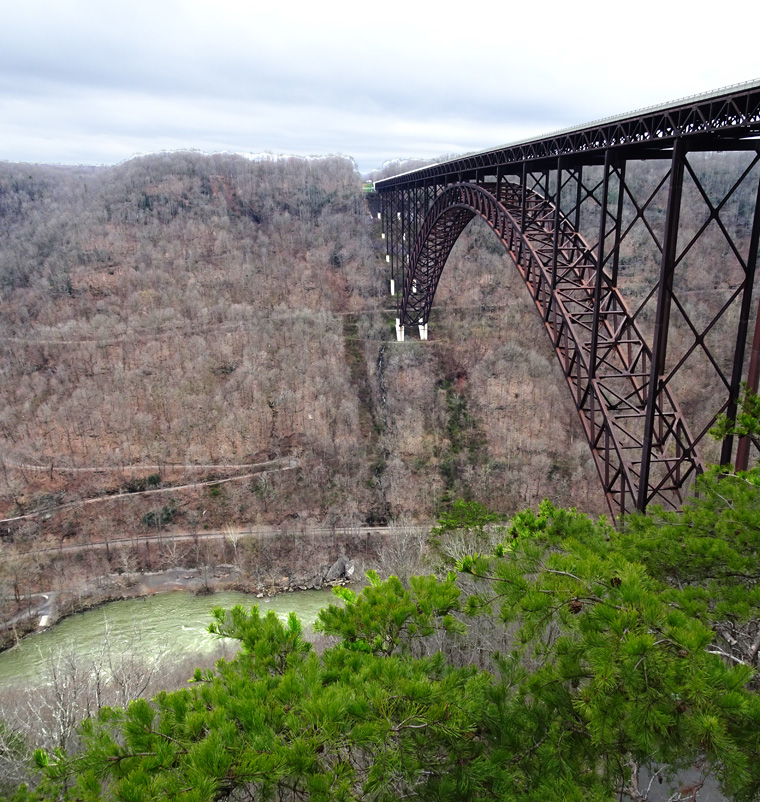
[609,162,626,287]
[391,187,404,321]
[406,184,411,284]
[413,185,419,251]
[520,161,528,234]
[547,159,562,324]
[638,140,686,511]
[388,188,396,300]
[552,158,562,279]
[731,173,760,468]
[736,298,760,469]
[588,150,613,386]
[384,188,391,289]
[380,190,390,294]
[400,187,407,298]
[574,166,583,233]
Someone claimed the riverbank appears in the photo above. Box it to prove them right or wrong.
[1,533,369,651]
[0,587,341,693]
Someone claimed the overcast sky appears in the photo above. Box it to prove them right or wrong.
[1,0,758,174]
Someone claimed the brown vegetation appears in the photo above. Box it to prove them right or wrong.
[0,152,608,557]
[1,149,757,796]
[2,148,753,611]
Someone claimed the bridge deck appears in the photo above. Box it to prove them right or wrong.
[376,79,760,188]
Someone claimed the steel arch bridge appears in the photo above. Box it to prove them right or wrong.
[375,79,760,517]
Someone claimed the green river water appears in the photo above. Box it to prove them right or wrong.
[0,589,337,689]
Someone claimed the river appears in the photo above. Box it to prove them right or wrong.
[0,588,338,689]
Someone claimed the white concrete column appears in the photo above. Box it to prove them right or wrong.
[386,254,390,263]
[412,280,417,293]
[395,318,405,342]
[390,279,395,295]
[381,232,385,239]
[377,212,381,220]
[418,323,428,340]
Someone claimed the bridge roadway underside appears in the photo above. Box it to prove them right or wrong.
[375,81,760,516]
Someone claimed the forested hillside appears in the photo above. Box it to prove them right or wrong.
[3,152,760,802]
[0,152,605,549]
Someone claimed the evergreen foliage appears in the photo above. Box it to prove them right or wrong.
[7,472,760,800]
[709,384,760,442]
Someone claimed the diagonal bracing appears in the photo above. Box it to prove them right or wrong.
[401,182,701,516]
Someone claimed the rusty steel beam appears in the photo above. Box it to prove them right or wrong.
[638,140,686,510]
[396,182,700,515]
[377,81,760,516]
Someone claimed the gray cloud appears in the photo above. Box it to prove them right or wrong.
[1,0,758,172]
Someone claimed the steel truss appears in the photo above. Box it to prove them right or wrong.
[376,80,760,516]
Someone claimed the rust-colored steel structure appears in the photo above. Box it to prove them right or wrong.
[375,80,760,517]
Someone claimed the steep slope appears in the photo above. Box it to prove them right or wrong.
[0,153,606,549]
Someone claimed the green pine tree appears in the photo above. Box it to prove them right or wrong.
[7,463,760,800]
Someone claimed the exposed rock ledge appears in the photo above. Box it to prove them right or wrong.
[129,555,356,598]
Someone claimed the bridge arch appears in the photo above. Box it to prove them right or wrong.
[399,182,701,516]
